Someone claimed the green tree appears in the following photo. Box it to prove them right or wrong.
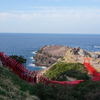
[9,55,27,67]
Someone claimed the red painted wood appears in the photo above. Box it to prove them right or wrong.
[1,53,100,85]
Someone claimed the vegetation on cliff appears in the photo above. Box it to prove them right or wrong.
[1,63,100,100]
[1,45,100,100]
[44,62,90,81]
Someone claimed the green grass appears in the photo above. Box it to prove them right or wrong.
[1,63,100,100]
[44,62,89,81]
[0,65,39,100]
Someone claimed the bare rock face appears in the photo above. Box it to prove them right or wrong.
[33,45,72,67]
[91,53,100,59]
[33,45,100,68]
[70,47,99,58]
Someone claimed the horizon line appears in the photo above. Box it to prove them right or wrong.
[0,32,100,34]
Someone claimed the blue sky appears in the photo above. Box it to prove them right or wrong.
[0,0,100,34]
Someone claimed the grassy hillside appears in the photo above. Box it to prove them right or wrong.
[33,81,100,100]
[0,65,39,100]
[44,62,90,81]
[33,62,100,100]
[1,63,100,100]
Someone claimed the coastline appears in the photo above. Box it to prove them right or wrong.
[32,45,100,72]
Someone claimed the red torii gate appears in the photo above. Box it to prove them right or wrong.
[83,57,100,81]
[0,52,100,86]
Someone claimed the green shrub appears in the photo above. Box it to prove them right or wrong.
[9,55,27,66]
[0,89,6,95]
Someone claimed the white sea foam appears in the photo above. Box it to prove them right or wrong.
[28,64,46,69]
[30,57,33,59]
[31,51,36,54]
[94,46,100,48]
[32,59,35,61]
[30,57,35,62]
[38,66,46,69]
[28,64,35,67]
[41,67,47,69]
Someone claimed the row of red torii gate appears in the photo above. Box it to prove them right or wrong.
[0,52,100,86]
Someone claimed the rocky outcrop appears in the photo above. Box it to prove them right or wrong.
[33,45,72,67]
[33,45,100,67]
[70,47,91,57]
[91,53,100,59]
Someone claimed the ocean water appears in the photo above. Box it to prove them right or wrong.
[0,33,100,71]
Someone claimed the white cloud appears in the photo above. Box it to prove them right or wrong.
[0,7,100,22]
[0,13,20,21]
[0,6,100,33]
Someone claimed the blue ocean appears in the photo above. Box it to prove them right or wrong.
[0,33,100,71]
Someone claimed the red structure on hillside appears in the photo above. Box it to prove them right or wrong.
[0,52,100,86]
[84,58,100,81]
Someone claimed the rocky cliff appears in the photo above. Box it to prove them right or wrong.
[33,45,100,68]
[33,45,72,67]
